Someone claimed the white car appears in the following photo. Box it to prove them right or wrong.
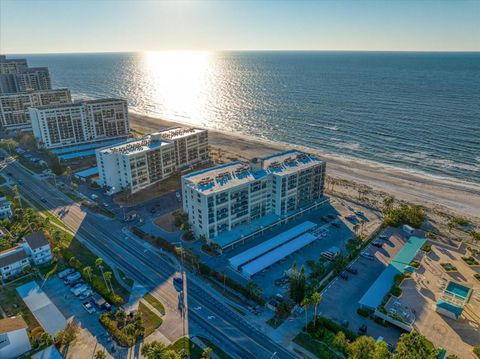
[79,289,94,300]
[83,301,96,314]
[71,284,89,296]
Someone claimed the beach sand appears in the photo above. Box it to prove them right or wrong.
[129,112,480,218]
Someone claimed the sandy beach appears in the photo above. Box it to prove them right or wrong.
[129,112,480,218]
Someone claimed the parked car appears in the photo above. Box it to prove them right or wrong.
[91,293,111,311]
[346,267,358,275]
[379,234,389,241]
[358,324,368,335]
[79,289,94,300]
[83,301,96,314]
[71,283,89,296]
[64,272,81,284]
[173,276,184,286]
[320,216,329,222]
[339,272,349,280]
[331,221,340,228]
[360,252,374,260]
[58,268,75,279]
[372,241,383,248]
[327,214,336,220]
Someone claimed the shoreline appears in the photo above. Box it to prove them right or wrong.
[129,111,480,218]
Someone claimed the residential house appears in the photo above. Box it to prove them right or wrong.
[0,196,12,220]
[23,231,52,265]
[0,246,30,280]
[0,316,31,359]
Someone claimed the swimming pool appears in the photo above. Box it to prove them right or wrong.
[445,282,470,299]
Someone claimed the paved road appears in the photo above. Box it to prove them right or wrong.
[3,155,297,359]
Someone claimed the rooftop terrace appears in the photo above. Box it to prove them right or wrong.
[99,135,171,156]
[260,150,323,176]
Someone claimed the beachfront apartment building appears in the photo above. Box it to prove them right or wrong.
[0,55,51,94]
[96,127,208,194]
[0,88,72,131]
[29,98,129,149]
[181,150,326,248]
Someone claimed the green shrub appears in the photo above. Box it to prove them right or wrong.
[421,244,432,252]
[473,347,480,358]
[356,307,370,317]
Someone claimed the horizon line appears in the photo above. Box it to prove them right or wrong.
[3,49,480,56]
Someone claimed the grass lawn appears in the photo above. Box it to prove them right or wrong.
[138,301,163,337]
[266,316,286,329]
[293,332,342,359]
[197,336,232,359]
[167,337,204,359]
[143,293,165,315]
[117,268,134,289]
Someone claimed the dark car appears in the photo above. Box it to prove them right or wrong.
[150,207,156,213]
[173,276,184,285]
[372,241,383,248]
[358,324,368,335]
[40,197,47,203]
[320,216,329,222]
[327,214,336,220]
[346,267,358,275]
[339,272,348,280]
[331,221,340,228]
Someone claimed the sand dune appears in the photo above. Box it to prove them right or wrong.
[129,112,480,218]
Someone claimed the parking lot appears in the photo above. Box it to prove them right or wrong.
[215,198,382,298]
[42,276,122,358]
[319,227,408,345]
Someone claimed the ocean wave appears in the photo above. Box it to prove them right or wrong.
[332,142,361,150]
[306,123,339,131]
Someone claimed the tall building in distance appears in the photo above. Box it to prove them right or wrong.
[29,98,129,149]
[0,88,72,131]
[0,55,51,94]
[96,127,209,194]
[182,150,326,249]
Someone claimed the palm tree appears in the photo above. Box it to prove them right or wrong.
[202,347,213,359]
[310,292,322,327]
[83,266,92,282]
[95,257,107,288]
[104,271,114,293]
[94,349,107,359]
[301,297,311,330]
[69,256,77,268]
[52,247,61,262]
[141,340,166,359]
[115,309,127,326]
[12,184,21,208]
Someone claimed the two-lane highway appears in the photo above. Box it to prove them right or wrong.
[4,156,297,359]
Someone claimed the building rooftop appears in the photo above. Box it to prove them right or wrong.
[184,150,323,194]
[259,150,323,176]
[23,231,49,250]
[158,127,206,140]
[0,247,28,268]
[98,135,172,156]
[0,316,28,334]
[184,161,268,194]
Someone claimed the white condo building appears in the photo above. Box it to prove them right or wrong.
[0,88,72,131]
[97,127,208,194]
[29,98,129,149]
[182,150,326,249]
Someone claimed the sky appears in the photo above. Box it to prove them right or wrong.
[1,0,479,54]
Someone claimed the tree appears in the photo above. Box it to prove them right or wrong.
[348,336,376,359]
[310,292,322,326]
[96,257,108,289]
[394,331,435,359]
[333,331,349,353]
[52,247,61,262]
[69,256,77,268]
[55,322,79,346]
[201,347,213,359]
[104,271,114,293]
[245,282,262,299]
[50,156,64,176]
[161,350,181,359]
[141,340,166,359]
[115,309,127,327]
[94,349,107,359]
[83,266,92,282]
[300,297,311,330]
[372,341,392,359]
[39,331,53,346]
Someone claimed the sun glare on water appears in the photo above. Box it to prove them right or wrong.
[140,51,215,125]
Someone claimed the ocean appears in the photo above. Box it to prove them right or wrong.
[21,51,480,184]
